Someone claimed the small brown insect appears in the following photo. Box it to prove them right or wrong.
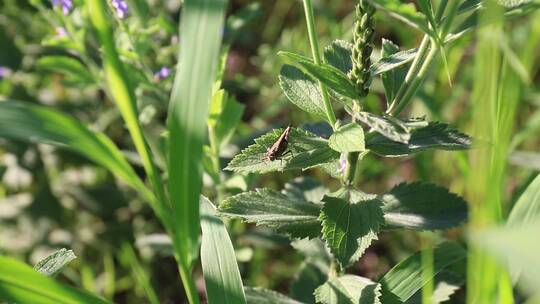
[262,125,293,163]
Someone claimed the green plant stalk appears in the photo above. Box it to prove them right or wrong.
[87,0,169,228]
[421,233,434,304]
[302,0,337,127]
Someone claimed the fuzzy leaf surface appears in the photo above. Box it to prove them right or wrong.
[380,242,466,304]
[379,39,410,103]
[34,249,76,278]
[314,275,382,304]
[320,195,384,268]
[279,51,360,100]
[225,127,339,173]
[380,182,468,230]
[245,287,303,304]
[324,40,353,74]
[367,122,472,157]
[371,47,417,76]
[328,123,366,153]
[279,65,326,118]
[354,112,410,144]
[219,189,322,238]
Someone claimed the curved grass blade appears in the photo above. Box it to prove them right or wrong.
[0,256,110,304]
[200,196,246,304]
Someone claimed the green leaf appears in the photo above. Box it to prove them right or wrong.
[378,39,412,104]
[354,112,410,144]
[200,196,246,304]
[370,0,433,36]
[290,239,331,303]
[320,195,384,268]
[225,127,340,173]
[404,271,463,304]
[367,122,472,157]
[497,0,534,8]
[328,123,366,153]
[324,40,353,74]
[245,287,303,304]
[371,47,417,77]
[279,51,360,100]
[283,177,329,205]
[218,189,322,239]
[34,249,76,278]
[314,275,382,304]
[208,90,245,147]
[279,65,326,119]
[380,182,468,230]
[37,56,94,85]
[506,174,540,281]
[166,0,228,277]
[0,255,110,304]
[0,100,156,206]
[379,242,466,304]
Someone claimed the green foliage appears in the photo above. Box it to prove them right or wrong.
[244,287,303,304]
[324,40,353,74]
[34,249,76,278]
[219,189,322,239]
[320,195,384,268]
[381,182,468,230]
[225,127,339,173]
[166,2,227,303]
[200,196,246,304]
[0,256,110,304]
[36,56,95,85]
[328,122,366,153]
[370,0,433,36]
[379,39,410,104]
[208,90,245,148]
[353,112,410,144]
[315,275,382,304]
[366,122,472,157]
[279,51,360,100]
[380,242,466,304]
[279,64,326,119]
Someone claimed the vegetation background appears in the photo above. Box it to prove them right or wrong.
[0,0,539,303]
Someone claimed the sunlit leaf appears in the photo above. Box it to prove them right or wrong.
[279,65,326,119]
[315,275,382,304]
[34,249,76,278]
[245,287,303,304]
[328,123,365,153]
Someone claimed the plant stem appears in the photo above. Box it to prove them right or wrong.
[302,0,337,128]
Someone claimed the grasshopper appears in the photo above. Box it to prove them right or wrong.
[262,125,293,163]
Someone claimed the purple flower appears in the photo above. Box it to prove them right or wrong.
[51,0,73,15]
[55,27,68,38]
[111,0,129,19]
[154,67,171,81]
[0,67,12,80]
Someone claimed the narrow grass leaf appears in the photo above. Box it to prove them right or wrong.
[0,256,110,304]
[367,122,471,157]
[279,51,360,100]
[225,127,339,173]
[380,182,468,230]
[244,287,303,304]
[279,64,326,119]
[328,123,365,153]
[379,242,466,304]
[119,244,160,304]
[34,249,76,278]
[218,189,322,239]
[200,196,246,304]
[167,0,227,273]
[404,271,464,304]
[323,40,353,74]
[320,195,384,268]
[0,100,156,207]
[314,275,382,304]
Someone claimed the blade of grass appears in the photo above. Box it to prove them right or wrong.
[87,0,168,224]
[0,256,110,304]
[200,197,246,304]
[167,1,228,303]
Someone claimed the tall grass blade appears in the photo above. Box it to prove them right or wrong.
[200,197,246,304]
[167,0,227,303]
[0,256,111,304]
